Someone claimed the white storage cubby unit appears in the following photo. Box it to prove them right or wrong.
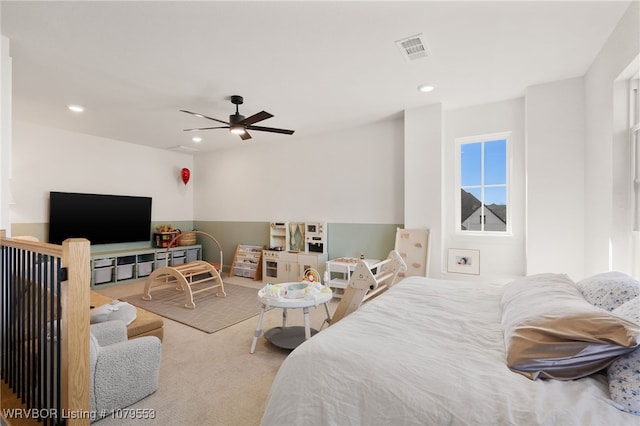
[170,249,186,266]
[116,255,136,281]
[90,244,201,287]
[230,244,264,280]
[155,251,169,269]
[137,253,155,278]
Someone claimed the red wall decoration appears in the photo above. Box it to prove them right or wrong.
[181,167,191,185]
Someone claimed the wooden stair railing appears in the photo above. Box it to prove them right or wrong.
[0,230,90,426]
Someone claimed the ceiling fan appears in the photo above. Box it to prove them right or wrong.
[180,95,295,140]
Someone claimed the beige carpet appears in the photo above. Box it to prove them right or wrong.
[93,275,339,426]
[122,281,263,334]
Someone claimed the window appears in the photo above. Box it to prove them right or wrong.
[631,77,639,278]
[633,122,639,232]
[632,77,639,233]
[456,133,510,234]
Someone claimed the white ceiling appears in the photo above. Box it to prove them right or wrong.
[1,1,633,153]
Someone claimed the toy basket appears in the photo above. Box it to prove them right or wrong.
[166,230,223,273]
[178,231,197,246]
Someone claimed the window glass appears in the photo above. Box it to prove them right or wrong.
[635,131,640,279]
[484,140,507,185]
[484,187,507,232]
[458,135,508,233]
[460,143,481,186]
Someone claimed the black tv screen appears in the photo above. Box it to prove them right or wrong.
[48,191,152,245]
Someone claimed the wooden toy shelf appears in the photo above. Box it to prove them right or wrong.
[230,244,264,280]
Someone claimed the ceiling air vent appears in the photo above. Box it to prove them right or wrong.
[395,33,431,62]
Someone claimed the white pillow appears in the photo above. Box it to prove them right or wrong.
[608,296,640,415]
[576,271,640,311]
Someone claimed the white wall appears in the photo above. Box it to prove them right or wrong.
[403,104,443,278]
[525,78,585,280]
[443,98,526,281]
[1,36,11,234]
[584,1,640,276]
[193,118,404,224]
[10,120,194,224]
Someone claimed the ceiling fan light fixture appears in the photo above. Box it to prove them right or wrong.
[230,125,245,135]
[180,95,294,140]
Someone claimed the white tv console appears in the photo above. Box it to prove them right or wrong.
[90,244,201,287]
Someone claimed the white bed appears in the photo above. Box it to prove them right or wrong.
[261,276,640,425]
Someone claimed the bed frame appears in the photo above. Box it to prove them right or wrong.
[332,250,406,324]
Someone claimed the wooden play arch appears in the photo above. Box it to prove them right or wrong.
[142,230,225,309]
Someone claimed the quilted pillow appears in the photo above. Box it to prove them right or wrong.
[608,296,640,415]
[576,271,640,311]
[501,273,640,380]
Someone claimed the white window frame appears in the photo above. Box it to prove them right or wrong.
[455,131,512,236]
[633,122,639,231]
[630,76,639,278]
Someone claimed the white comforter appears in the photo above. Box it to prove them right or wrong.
[261,277,640,425]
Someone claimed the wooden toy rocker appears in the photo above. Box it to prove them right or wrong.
[142,230,225,309]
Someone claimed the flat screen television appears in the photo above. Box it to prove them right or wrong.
[48,191,152,245]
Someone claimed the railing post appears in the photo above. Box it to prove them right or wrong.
[61,238,90,425]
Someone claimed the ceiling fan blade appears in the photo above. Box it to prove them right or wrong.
[180,109,229,125]
[240,130,252,141]
[240,111,273,126]
[246,125,295,135]
[183,126,229,131]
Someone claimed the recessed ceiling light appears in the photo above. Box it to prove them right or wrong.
[417,84,436,93]
[192,136,202,143]
[67,104,85,112]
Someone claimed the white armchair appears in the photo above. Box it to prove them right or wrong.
[89,320,161,421]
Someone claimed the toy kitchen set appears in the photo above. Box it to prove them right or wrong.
[262,222,328,284]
